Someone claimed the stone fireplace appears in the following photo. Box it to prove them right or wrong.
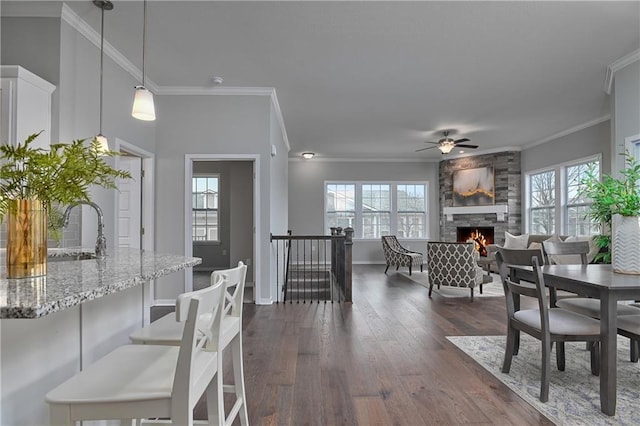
[457,226,494,256]
[439,151,522,245]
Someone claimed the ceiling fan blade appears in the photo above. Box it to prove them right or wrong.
[455,144,479,149]
[415,146,438,152]
[423,141,440,145]
[454,138,470,143]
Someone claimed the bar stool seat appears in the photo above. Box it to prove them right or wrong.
[46,280,225,426]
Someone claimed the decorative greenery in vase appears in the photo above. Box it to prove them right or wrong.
[0,132,132,238]
[581,152,640,263]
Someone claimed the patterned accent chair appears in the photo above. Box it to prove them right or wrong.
[381,235,423,275]
[427,241,485,300]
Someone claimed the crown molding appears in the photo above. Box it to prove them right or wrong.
[604,49,640,95]
[289,156,439,163]
[524,115,610,149]
[156,86,273,96]
[60,4,160,93]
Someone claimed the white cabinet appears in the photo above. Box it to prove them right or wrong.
[0,65,56,149]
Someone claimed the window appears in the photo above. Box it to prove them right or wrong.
[325,182,428,239]
[529,170,556,235]
[192,175,219,241]
[526,156,600,236]
[565,160,599,235]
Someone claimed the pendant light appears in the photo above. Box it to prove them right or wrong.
[94,0,113,153]
[131,0,156,121]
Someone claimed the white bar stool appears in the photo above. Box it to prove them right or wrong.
[129,262,249,426]
[45,279,225,426]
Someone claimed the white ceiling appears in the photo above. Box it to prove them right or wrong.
[27,2,640,159]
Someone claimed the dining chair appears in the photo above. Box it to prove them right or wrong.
[45,279,225,425]
[496,250,601,402]
[129,261,249,426]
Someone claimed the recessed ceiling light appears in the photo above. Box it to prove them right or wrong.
[212,76,223,85]
[301,152,315,159]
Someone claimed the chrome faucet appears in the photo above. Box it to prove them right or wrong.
[62,201,107,258]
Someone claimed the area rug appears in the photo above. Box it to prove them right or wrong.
[447,334,640,425]
[401,271,505,298]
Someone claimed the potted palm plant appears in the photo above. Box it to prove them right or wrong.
[0,132,132,278]
[582,151,640,274]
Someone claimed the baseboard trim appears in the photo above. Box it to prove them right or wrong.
[153,299,176,307]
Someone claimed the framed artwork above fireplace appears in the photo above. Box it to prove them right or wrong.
[452,166,495,207]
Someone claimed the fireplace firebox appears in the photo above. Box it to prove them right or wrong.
[457,227,494,257]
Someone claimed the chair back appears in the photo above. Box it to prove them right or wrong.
[382,235,402,253]
[214,261,248,321]
[496,247,546,317]
[542,240,589,265]
[172,278,225,415]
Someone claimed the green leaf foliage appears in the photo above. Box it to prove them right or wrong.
[0,132,132,235]
[580,152,640,261]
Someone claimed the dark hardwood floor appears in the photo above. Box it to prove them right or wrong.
[238,264,553,425]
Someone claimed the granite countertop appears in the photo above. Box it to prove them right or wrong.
[0,247,201,319]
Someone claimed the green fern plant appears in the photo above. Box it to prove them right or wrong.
[581,152,640,262]
[0,132,132,237]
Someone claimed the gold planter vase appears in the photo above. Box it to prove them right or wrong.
[6,199,47,278]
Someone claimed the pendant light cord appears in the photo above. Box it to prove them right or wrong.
[142,0,147,87]
[99,4,105,134]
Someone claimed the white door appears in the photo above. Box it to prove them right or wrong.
[118,156,142,249]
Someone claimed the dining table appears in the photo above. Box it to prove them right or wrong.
[509,263,640,416]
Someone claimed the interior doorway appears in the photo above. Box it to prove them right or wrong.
[184,155,258,303]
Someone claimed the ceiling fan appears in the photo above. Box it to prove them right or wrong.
[416,130,478,154]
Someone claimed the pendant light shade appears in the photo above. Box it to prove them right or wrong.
[132,86,156,121]
[94,0,113,153]
[132,0,156,121]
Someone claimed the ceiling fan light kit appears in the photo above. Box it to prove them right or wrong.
[416,130,479,154]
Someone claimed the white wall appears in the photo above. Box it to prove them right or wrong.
[154,94,275,302]
[521,120,611,175]
[287,159,439,263]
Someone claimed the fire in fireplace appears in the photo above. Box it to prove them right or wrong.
[457,227,494,257]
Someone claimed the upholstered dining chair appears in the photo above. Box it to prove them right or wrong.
[46,279,225,425]
[496,249,601,402]
[129,262,249,426]
[381,235,423,275]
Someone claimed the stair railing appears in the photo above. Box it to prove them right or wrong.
[270,227,353,303]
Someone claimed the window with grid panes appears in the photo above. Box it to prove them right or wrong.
[566,159,599,235]
[192,176,219,241]
[529,170,556,234]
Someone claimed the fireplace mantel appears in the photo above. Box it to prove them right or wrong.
[442,204,509,221]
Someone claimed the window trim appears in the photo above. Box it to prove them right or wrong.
[324,180,429,240]
[192,173,221,244]
[525,154,601,235]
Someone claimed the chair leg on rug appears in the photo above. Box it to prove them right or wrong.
[630,339,639,363]
[409,265,412,275]
[428,284,433,298]
[590,341,600,376]
[420,264,423,272]
[396,265,399,271]
[540,338,551,403]
[502,327,516,373]
[556,342,565,371]
[384,264,389,274]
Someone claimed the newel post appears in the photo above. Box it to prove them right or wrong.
[344,227,353,302]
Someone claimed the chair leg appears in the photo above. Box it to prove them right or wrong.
[420,264,423,273]
[384,264,389,274]
[409,265,412,275]
[470,288,474,302]
[428,284,433,298]
[396,265,399,271]
[231,335,249,426]
[630,339,639,363]
[540,338,551,402]
[502,326,516,373]
[556,342,565,371]
[206,371,222,426]
[590,341,600,376]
